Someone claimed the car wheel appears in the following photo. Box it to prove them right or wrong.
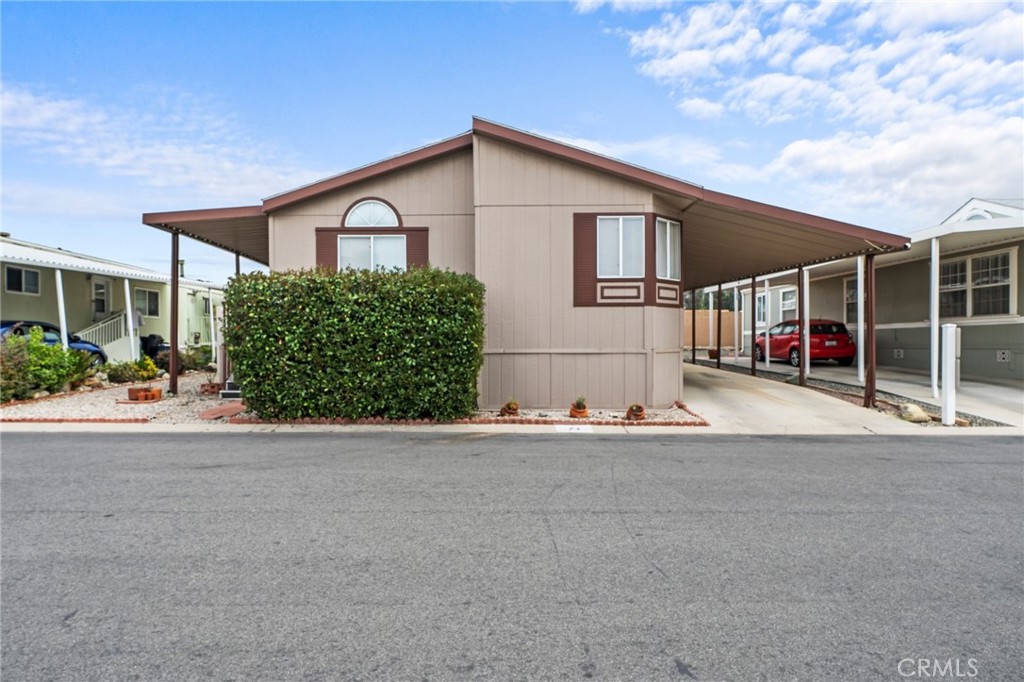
[837,357,854,367]
[754,344,764,362]
[89,353,105,368]
[789,347,800,367]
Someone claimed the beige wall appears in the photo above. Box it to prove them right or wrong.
[474,136,683,408]
[269,149,475,275]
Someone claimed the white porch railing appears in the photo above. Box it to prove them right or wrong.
[77,313,126,347]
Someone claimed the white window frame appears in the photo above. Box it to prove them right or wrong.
[5,265,41,295]
[344,199,400,228]
[939,246,1017,319]
[135,287,160,317]
[597,215,645,279]
[655,218,681,281]
[843,277,858,325]
[337,235,407,272]
[754,292,767,324]
[780,287,797,319]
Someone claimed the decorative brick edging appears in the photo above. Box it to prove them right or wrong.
[0,417,150,424]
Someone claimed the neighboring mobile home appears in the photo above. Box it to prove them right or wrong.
[144,118,908,408]
[732,199,1023,384]
[1,235,225,363]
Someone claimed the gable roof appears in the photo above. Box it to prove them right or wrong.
[0,236,223,289]
[143,117,910,288]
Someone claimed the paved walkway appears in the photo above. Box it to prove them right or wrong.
[697,353,1024,429]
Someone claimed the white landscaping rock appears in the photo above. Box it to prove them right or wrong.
[899,403,932,423]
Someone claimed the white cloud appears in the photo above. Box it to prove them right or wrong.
[574,0,673,14]
[677,97,725,119]
[1,83,325,207]
[605,1,1023,226]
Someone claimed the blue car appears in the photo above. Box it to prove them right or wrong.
[0,320,108,366]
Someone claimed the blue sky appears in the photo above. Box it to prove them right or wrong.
[3,1,1022,285]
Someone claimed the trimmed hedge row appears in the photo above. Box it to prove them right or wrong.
[222,268,485,421]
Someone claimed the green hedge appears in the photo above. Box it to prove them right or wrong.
[223,268,485,421]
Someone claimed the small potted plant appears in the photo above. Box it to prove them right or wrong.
[569,395,588,419]
[625,403,646,421]
[500,398,520,417]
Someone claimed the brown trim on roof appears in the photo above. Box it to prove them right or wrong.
[472,117,910,252]
[473,118,704,201]
[142,205,265,226]
[262,133,474,213]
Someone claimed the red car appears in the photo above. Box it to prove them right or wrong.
[754,319,856,367]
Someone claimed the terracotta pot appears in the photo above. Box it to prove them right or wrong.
[199,382,222,396]
[707,348,719,359]
[500,405,519,417]
[127,387,145,401]
[148,388,162,400]
[569,405,588,419]
[626,406,646,421]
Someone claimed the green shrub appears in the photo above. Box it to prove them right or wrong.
[0,326,85,399]
[0,335,30,402]
[223,268,486,421]
[108,355,160,384]
[106,360,142,384]
[155,345,212,373]
[154,349,184,375]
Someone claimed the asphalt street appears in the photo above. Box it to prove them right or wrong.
[2,433,1021,681]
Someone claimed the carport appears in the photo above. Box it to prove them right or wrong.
[143,123,910,403]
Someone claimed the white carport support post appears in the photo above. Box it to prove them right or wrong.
[708,290,715,349]
[208,287,218,362]
[764,277,771,368]
[802,268,811,377]
[930,238,940,399]
[732,285,740,360]
[124,278,138,361]
[856,256,865,385]
[941,323,957,425]
[54,270,69,350]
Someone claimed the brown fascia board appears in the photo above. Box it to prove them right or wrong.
[260,132,475,213]
[472,117,705,201]
[142,205,267,228]
[699,188,910,251]
[471,117,910,253]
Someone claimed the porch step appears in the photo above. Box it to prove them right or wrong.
[219,379,241,401]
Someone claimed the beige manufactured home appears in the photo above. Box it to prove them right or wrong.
[144,118,908,407]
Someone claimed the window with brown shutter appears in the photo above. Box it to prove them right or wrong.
[573,212,682,308]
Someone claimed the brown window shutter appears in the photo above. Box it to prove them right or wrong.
[407,229,429,268]
[574,213,598,307]
[316,229,339,269]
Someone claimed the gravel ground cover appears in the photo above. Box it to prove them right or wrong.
[0,372,706,426]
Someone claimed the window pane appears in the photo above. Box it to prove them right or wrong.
[597,218,620,277]
[668,221,680,280]
[940,261,966,289]
[845,279,858,323]
[24,269,40,294]
[940,290,966,317]
[147,291,159,316]
[972,253,1010,286]
[339,237,372,270]
[973,285,1010,316]
[373,236,406,271]
[6,267,22,292]
[621,217,644,277]
[345,200,399,227]
[656,220,668,279]
[134,290,146,313]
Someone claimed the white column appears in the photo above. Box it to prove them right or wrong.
[802,268,811,376]
[930,238,940,398]
[941,323,957,425]
[857,256,865,385]
[708,290,715,349]
[208,287,217,357]
[124,279,137,361]
[732,285,740,360]
[54,270,69,350]
[765,276,770,366]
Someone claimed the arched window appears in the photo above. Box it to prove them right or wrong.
[344,199,400,228]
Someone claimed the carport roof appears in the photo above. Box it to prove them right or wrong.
[142,118,909,286]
